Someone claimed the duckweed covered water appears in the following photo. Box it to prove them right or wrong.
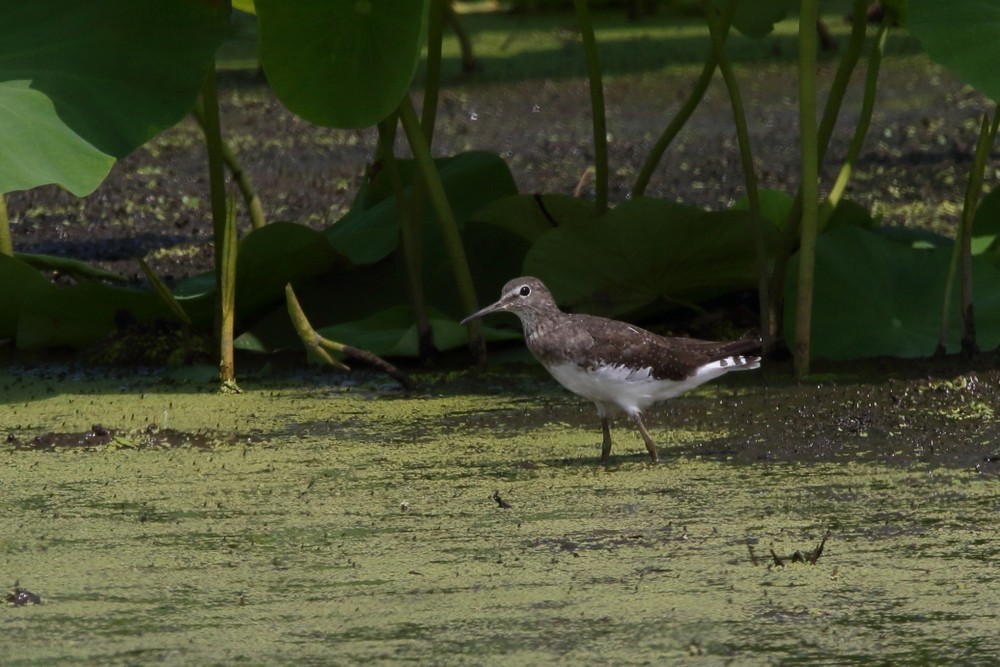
[2,365,999,664]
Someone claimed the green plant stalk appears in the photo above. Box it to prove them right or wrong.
[284,283,351,371]
[139,256,196,364]
[285,284,414,389]
[818,22,888,230]
[199,68,238,386]
[443,0,477,74]
[397,96,485,364]
[768,0,870,337]
[938,111,999,354]
[702,0,770,350]
[816,0,870,174]
[404,0,442,349]
[0,194,11,256]
[378,116,433,359]
[631,18,729,199]
[138,258,193,325]
[794,0,820,377]
[218,194,239,392]
[571,0,608,214]
[422,0,446,148]
[193,104,267,230]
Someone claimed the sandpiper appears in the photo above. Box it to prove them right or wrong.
[462,277,761,465]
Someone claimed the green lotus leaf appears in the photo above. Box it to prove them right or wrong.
[257,0,428,129]
[16,283,171,351]
[713,0,792,38]
[173,222,343,329]
[785,225,1000,360]
[0,254,57,339]
[906,0,1000,104]
[524,197,773,318]
[0,0,231,195]
[326,151,518,266]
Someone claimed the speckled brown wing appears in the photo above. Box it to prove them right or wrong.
[529,313,760,382]
[659,335,762,360]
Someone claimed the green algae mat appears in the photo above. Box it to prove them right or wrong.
[2,365,999,664]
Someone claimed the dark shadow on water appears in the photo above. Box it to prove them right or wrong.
[16,232,194,262]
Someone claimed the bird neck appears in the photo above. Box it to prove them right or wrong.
[519,306,563,342]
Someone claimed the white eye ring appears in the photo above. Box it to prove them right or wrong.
[518,285,531,297]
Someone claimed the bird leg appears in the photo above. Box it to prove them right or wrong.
[630,413,659,463]
[600,416,613,467]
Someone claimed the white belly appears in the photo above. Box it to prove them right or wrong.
[545,358,756,416]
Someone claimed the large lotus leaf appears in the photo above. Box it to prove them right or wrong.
[235,188,536,356]
[232,223,343,326]
[313,306,521,359]
[524,197,772,319]
[971,185,1000,255]
[326,151,518,265]
[875,186,1000,256]
[172,222,343,329]
[237,216,530,355]
[424,205,537,319]
[16,283,172,351]
[257,0,427,129]
[784,225,1000,361]
[825,199,878,231]
[0,0,231,195]
[235,152,521,355]
[235,296,523,356]
[733,189,794,230]
[0,81,115,195]
[0,255,57,339]
[905,0,1000,104]
[232,259,410,352]
[874,225,953,251]
[469,193,596,243]
[734,191,876,233]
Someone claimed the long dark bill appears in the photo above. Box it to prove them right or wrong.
[460,300,506,325]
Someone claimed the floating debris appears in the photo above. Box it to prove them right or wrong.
[492,490,512,509]
[5,586,41,607]
[751,530,831,567]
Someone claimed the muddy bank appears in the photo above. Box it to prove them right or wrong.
[3,356,998,470]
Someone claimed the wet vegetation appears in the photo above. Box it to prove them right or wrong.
[2,364,1000,663]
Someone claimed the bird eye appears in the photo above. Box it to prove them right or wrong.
[519,285,531,297]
